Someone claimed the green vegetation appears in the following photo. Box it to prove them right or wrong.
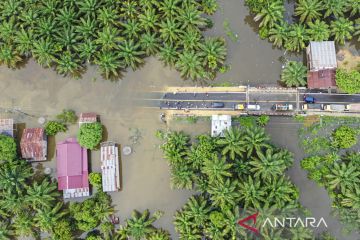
[223,19,239,42]
[0,0,226,82]
[158,126,314,239]
[281,61,307,87]
[89,172,102,189]
[257,115,270,126]
[335,68,360,94]
[0,134,17,161]
[56,109,78,124]
[78,122,103,150]
[44,121,67,136]
[245,0,359,51]
[332,125,358,149]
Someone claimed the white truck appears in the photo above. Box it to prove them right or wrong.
[322,104,350,112]
[273,104,294,111]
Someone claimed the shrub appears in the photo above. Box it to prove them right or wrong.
[335,69,360,94]
[89,172,102,189]
[308,169,322,183]
[56,109,78,124]
[332,126,358,149]
[78,123,103,150]
[257,115,270,126]
[0,135,17,161]
[300,156,321,170]
[45,121,67,136]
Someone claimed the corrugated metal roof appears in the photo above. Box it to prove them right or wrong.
[101,142,120,192]
[0,119,14,137]
[20,128,47,161]
[79,112,97,126]
[308,41,337,71]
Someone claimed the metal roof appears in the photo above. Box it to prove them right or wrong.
[211,115,231,137]
[20,128,47,161]
[101,142,120,192]
[307,41,337,71]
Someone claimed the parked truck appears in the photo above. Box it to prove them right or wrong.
[272,104,294,111]
[302,103,323,110]
[322,104,350,112]
[234,103,245,110]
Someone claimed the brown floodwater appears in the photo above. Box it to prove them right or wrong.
[0,0,307,238]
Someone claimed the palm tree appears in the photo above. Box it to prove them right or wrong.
[76,16,97,39]
[75,39,98,63]
[148,229,171,240]
[0,17,16,44]
[159,18,182,44]
[281,61,307,87]
[285,23,308,52]
[249,148,287,181]
[325,162,360,194]
[158,43,178,67]
[55,6,76,27]
[97,6,118,27]
[0,221,13,239]
[243,127,270,158]
[0,159,32,194]
[208,178,240,210]
[238,176,265,209]
[216,127,244,160]
[158,0,181,18]
[355,18,360,41]
[348,0,360,16]
[0,45,22,69]
[19,7,39,29]
[32,37,56,67]
[0,0,22,18]
[170,164,194,189]
[181,29,201,51]
[34,202,67,233]
[306,19,330,41]
[173,210,192,235]
[294,0,323,23]
[201,0,218,15]
[0,191,28,215]
[138,7,158,32]
[120,0,139,19]
[122,19,141,40]
[96,26,122,51]
[100,221,114,240]
[175,50,204,80]
[254,1,284,28]
[323,0,347,18]
[25,179,59,209]
[204,221,224,240]
[77,0,100,17]
[178,3,206,31]
[140,32,160,56]
[15,28,35,57]
[121,210,162,240]
[118,39,144,70]
[266,176,299,208]
[341,186,360,208]
[183,195,210,227]
[94,50,122,79]
[55,52,82,77]
[289,227,313,240]
[13,213,36,238]
[199,37,227,70]
[268,22,289,48]
[35,16,58,38]
[56,26,78,51]
[330,18,354,45]
[201,154,232,183]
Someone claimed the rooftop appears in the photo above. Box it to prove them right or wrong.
[0,118,14,137]
[307,69,336,89]
[307,41,337,71]
[211,115,231,137]
[79,112,97,126]
[101,142,121,192]
[20,128,47,161]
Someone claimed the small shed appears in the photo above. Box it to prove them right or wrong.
[306,41,337,71]
[56,138,89,199]
[0,118,14,137]
[79,112,97,126]
[100,142,120,192]
[211,115,231,137]
[20,128,47,161]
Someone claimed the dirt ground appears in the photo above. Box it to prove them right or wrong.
[337,46,360,71]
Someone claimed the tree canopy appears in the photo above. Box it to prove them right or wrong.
[0,134,17,161]
[335,68,360,94]
[78,122,103,150]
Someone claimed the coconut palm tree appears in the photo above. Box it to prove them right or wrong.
[325,162,360,194]
[15,28,35,57]
[159,18,182,44]
[254,0,284,28]
[55,52,82,77]
[158,0,181,18]
[0,191,28,215]
[148,230,171,240]
[120,0,139,19]
[25,178,59,210]
[32,37,56,67]
[348,0,360,16]
[285,23,308,52]
[0,17,16,44]
[96,26,122,51]
[158,43,178,67]
[341,186,360,208]
[330,17,354,45]
[56,26,78,51]
[94,50,122,79]
[173,211,192,235]
[75,39,97,63]
[13,213,37,238]
[183,195,211,227]
[0,0,22,18]
[268,22,289,48]
[175,50,204,80]
[204,222,224,240]
[122,19,142,40]
[243,127,270,158]
[76,16,97,39]
[294,0,323,23]
[216,127,244,160]
[118,39,144,70]
[55,6,76,27]
[0,159,32,194]
[0,45,22,69]
[238,176,265,209]
[94,201,114,221]
[170,164,194,189]
[201,154,232,183]
[281,61,307,87]
[138,7,158,32]
[140,32,160,56]
[199,37,227,70]
[323,0,347,18]
[77,0,100,17]
[306,19,330,41]
[208,178,240,210]
[100,221,115,240]
[97,6,119,27]
[19,7,39,29]
[0,221,13,240]
[178,2,206,31]
[266,176,299,208]
[121,210,162,240]
[201,0,218,15]
[181,29,201,51]
[34,202,67,233]
[35,16,58,38]
[249,148,287,181]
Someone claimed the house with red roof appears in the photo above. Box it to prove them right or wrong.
[79,112,97,127]
[20,128,47,161]
[56,138,90,198]
[306,41,337,89]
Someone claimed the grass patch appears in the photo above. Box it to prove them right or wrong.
[223,19,239,43]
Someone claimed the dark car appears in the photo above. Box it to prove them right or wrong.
[211,102,225,108]
[304,96,316,103]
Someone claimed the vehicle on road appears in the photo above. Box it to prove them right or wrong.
[234,103,245,110]
[348,104,360,112]
[272,104,294,111]
[211,102,225,108]
[304,96,316,103]
[322,104,350,112]
[302,103,323,110]
[247,104,261,111]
